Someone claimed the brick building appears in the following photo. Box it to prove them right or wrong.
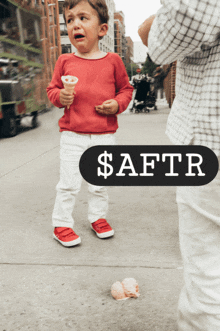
[125,36,133,66]
[163,62,176,108]
[114,11,126,64]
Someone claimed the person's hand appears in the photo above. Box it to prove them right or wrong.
[59,89,76,107]
[138,15,156,47]
[95,99,119,115]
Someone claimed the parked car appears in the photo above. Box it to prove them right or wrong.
[0,58,45,137]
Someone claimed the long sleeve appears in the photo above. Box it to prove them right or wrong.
[46,56,64,108]
[113,54,134,114]
[46,53,133,134]
[148,0,220,64]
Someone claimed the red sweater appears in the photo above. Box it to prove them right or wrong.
[47,53,133,134]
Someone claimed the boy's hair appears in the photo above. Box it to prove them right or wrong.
[63,0,109,25]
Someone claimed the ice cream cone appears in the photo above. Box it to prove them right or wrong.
[61,75,78,109]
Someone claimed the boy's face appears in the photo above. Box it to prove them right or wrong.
[65,1,108,53]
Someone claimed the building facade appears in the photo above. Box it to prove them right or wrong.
[58,0,115,54]
[58,0,71,54]
[114,11,126,63]
[125,36,133,66]
[99,0,115,53]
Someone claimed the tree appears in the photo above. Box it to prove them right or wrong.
[141,54,158,77]
[125,63,140,80]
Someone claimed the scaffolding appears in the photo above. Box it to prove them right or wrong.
[0,0,62,134]
[40,0,61,86]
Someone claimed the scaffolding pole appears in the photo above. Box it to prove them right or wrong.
[39,0,61,103]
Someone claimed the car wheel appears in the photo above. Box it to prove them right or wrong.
[31,113,38,128]
[2,110,17,137]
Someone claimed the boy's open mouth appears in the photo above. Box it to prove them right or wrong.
[74,34,85,40]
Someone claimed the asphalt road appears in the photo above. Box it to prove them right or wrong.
[0,104,183,331]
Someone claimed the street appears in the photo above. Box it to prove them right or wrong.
[0,105,183,331]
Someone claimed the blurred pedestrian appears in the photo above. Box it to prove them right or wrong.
[47,0,133,247]
[152,64,172,105]
[152,66,165,100]
[139,0,220,330]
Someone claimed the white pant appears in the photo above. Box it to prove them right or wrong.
[177,171,220,331]
[52,131,116,228]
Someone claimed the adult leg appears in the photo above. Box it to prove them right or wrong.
[177,171,220,331]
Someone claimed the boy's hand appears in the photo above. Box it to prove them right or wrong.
[95,99,119,115]
[59,89,76,107]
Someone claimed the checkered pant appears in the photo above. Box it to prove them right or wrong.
[52,131,116,228]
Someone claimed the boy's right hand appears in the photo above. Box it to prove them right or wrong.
[59,89,76,107]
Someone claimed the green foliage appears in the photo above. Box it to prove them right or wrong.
[125,63,140,80]
[141,54,158,77]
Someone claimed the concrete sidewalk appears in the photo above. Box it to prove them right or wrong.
[1,104,183,331]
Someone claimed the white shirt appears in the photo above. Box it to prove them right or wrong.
[148,0,220,155]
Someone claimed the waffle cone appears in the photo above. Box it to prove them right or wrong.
[61,75,78,109]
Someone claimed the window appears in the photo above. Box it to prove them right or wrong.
[60,23,67,35]
[58,1,64,14]
[62,44,71,53]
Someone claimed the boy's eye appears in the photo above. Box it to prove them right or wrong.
[81,16,87,21]
[67,18,73,24]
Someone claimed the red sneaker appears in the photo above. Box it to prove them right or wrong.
[53,227,81,247]
[91,219,114,238]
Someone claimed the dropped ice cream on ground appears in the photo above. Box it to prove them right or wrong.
[111,278,140,300]
[122,278,140,298]
[111,281,129,301]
